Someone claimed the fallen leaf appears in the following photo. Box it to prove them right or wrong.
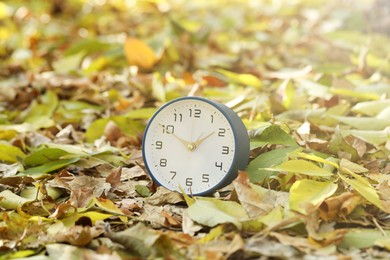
[265,159,334,177]
[0,143,26,163]
[250,124,298,149]
[124,37,158,69]
[233,171,274,218]
[340,229,390,249]
[289,179,337,215]
[187,198,247,229]
[339,168,384,211]
[146,186,184,205]
[319,192,361,220]
[0,190,30,209]
[247,147,297,183]
[94,197,127,222]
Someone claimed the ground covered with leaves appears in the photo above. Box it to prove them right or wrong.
[1,0,390,259]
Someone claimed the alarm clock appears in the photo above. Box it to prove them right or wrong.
[142,96,250,195]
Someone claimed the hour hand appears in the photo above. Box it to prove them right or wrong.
[171,133,192,148]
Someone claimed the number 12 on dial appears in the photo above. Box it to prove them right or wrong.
[142,97,250,195]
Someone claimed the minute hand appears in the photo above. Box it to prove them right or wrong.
[193,131,215,148]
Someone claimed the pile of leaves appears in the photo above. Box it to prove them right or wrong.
[1,0,390,258]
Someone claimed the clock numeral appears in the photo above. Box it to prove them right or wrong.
[189,108,201,118]
[174,113,183,122]
[215,162,223,171]
[202,174,210,183]
[186,177,193,187]
[218,128,226,137]
[155,141,163,149]
[170,171,177,179]
[162,124,174,134]
[210,114,214,123]
[222,146,229,154]
[160,158,167,167]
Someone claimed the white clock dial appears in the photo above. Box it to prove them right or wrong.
[143,97,249,195]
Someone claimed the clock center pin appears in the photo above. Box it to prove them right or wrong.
[187,143,196,151]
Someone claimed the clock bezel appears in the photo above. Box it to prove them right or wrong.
[142,96,249,196]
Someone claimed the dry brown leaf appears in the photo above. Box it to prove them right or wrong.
[232,171,274,218]
[378,182,390,213]
[106,166,122,189]
[69,188,95,208]
[68,176,111,198]
[319,192,361,220]
[161,210,181,227]
[104,121,123,144]
[270,232,318,254]
[55,226,103,246]
[146,186,184,206]
[124,37,158,69]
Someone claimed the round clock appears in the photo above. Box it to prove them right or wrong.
[142,96,250,195]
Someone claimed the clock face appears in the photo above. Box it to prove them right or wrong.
[143,98,239,195]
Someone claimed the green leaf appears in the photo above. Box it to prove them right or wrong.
[65,38,111,56]
[20,186,63,200]
[265,159,333,177]
[85,116,144,142]
[108,223,161,258]
[0,190,30,209]
[23,91,58,119]
[0,143,26,163]
[125,108,158,119]
[24,148,69,166]
[52,51,85,74]
[340,229,390,249]
[289,179,337,214]
[41,143,92,156]
[328,132,359,162]
[55,100,103,124]
[22,91,59,129]
[187,198,247,229]
[23,158,79,174]
[247,147,298,183]
[135,185,152,197]
[250,124,298,149]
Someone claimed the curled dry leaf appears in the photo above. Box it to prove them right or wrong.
[319,192,361,220]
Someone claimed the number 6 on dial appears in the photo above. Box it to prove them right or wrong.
[142,97,250,195]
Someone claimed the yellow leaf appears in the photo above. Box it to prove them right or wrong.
[339,169,384,211]
[94,197,127,222]
[295,152,339,169]
[290,179,337,215]
[265,159,333,177]
[124,37,157,69]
